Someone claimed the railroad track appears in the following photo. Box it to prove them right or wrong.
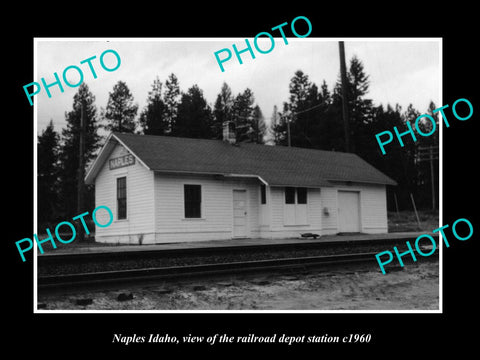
[38,250,437,293]
[37,235,437,265]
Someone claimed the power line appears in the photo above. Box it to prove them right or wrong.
[290,103,324,116]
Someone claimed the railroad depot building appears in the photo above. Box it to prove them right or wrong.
[85,125,396,244]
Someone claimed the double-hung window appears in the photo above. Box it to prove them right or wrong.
[184,184,202,218]
[117,177,127,220]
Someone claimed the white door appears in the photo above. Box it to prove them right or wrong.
[233,189,247,238]
[338,191,361,233]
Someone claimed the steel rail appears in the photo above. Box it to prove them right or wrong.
[38,250,437,293]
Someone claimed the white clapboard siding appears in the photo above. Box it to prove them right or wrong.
[153,173,261,243]
[307,188,322,229]
[95,144,155,244]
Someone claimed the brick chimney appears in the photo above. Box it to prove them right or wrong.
[222,121,236,144]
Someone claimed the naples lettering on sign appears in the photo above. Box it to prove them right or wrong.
[109,154,135,170]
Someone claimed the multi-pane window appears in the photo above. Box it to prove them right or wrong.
[297,187,307,204]
[285,187,296,204]
[284,187,308,225]
[184,184,201,218]
[117,177,127,220]
[284,187,307,204]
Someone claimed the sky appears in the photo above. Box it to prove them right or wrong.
[34,38,441,136]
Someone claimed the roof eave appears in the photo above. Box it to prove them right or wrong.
[84,133,115,185]
[152,169,269,185]
[84,133,152,185]
[326,178,397,186]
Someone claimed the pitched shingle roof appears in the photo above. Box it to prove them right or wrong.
[85,132,397,187]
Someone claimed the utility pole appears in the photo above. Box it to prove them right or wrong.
[339,41,351,153]
[418,145,439,210]
[77,100,86,241]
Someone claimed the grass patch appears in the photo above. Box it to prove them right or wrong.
[388,210,439,232]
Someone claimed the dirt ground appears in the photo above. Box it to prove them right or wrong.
[38,260,439,311]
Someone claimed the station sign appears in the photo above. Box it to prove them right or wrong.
[109,154,135,170]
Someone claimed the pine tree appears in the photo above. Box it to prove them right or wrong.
[419,101,439,146]
[251,105,266,144]
[320,80,331,105]
[37,120,60,227]
[213,82,234,139]
[163,73,181,134]
[174,85,213,139]
[139,77,167,135]
[313,79,344,151]
[348,56,370,101]
[409,102,438,210]
[333,55,373,154]
[288,70,312,113]
[232,88,255,142]
[274,70,324,148]
[58,83,101,217]
[268,105,280,144]
[315,96,344,151]
[104,81,138,133]
[371,103,418,211]
[272,102,291,146]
